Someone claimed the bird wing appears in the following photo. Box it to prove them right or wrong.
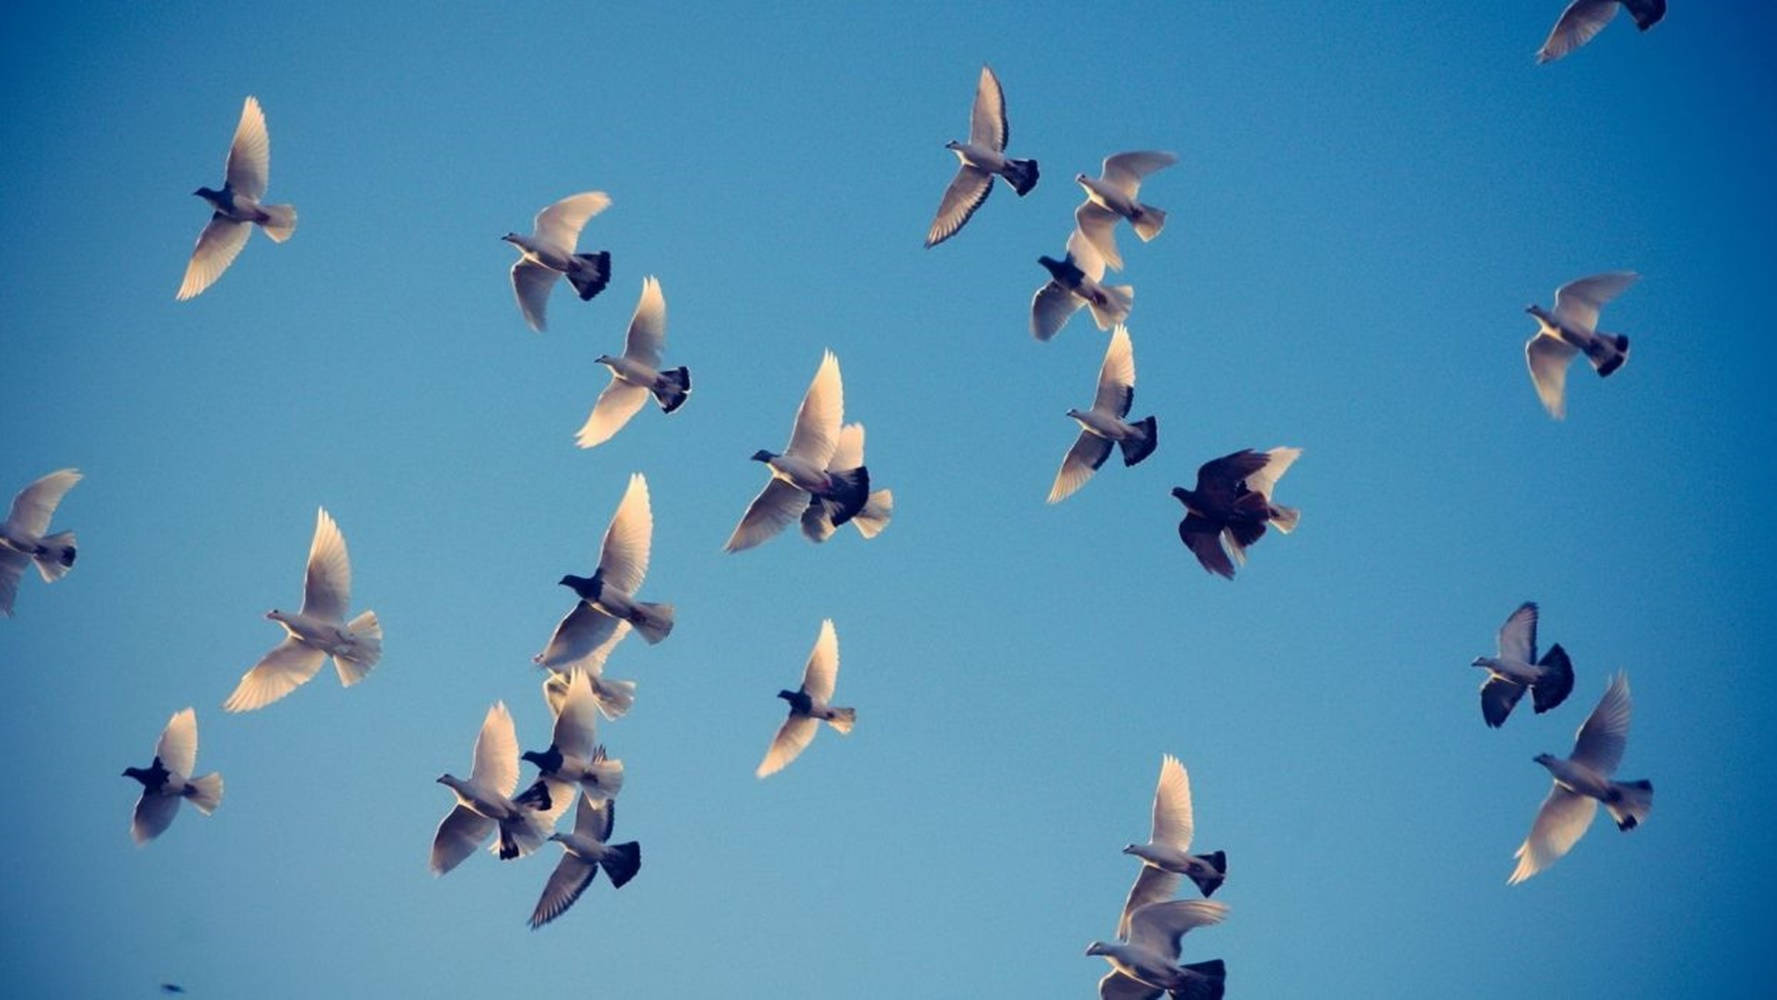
[222,636,328,712]
[1497,602,1539,663]
[1480,675,1528,728]
[0,550,26,616]
[1509,784,1597,883]
[155,708,200,779]
[800,619,841,703]
[1570,672,1632,775]
[471,701,520,798]
[550,668,601,760]
[176,214,252,301]
[1099,970,1164,1000]
[576,377,651,449]
[224,96,271,200]
[1048,432,1114,504]
[828,422,867,473]
[1551,271,1638,333]
[756,715,820,778]
[5,468,81,538]
[1117,864,1184,941]
[430,804,496,875]
[536,603,628,671]
[1179,514,1236,579]
[532,191,611,257]
[1067,226,1109,282]
[1094,325,1137,417]
[971,65,1009,149]
[1525,331,1578,419]
[575,788,617,841]
[511,258,561,333]
[597,473,653,596]
[1074,201,1125,271]
[529,851,599,928]
[1537,0,1620,63]
[132,792,182,844]
[784,351,844,463]
[1126,899,1229,961]
[1100,151,1178,197]
[1031,281,1083,342]
[299,507,351,622]
[622,276,667,368]
[926,165,993,249]
[724,478,808,553]
[1195,450,1270,504]
[1150,755,1195,850]
[1243,447,1301,501]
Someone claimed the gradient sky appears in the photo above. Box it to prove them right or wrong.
[3,2,1774,996]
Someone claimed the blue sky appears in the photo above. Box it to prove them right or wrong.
[3,1,1774,996]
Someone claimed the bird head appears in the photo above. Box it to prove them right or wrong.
[500,232,523,246]
[1120,844,1139,856]
[750,450,776,463]
[944,139,962,151]
[1065,408,1085,421]
[435,773,455,786]
[594,354,616,367]
[122,766,148,784]
[1084,942,1110,957]
[1532,753,1557,767]
[265,609,286,623]
[1471,656,1494,669]
[520,750,545,768]
[1074,172,1090,185]
[192,186,216,199]
[776,690,798,702]
[1170,486,1193,505]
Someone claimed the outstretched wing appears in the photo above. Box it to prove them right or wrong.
[5,469,82,538]
[223,637,328,712]
[725,478,806,553]
[925,166,993,249]
[224,96,271,200]
[532,191,611,257]
[1537,0,1619,64]
[969,65,1008,150]
[177,215,252,300]
[1508,784,1596,883]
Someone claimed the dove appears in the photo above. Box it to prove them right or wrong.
[1118,756,1227,941]
[801,423,893,542]
[1032,228,1135,341]
[223,507,381,712]
[1510,672,1653,883]
[1049,325,1156,503]
[577,276,692,448]
[1525,271,1638,419]
[925,65,1039,248]
[0,468,80,617]
[1073,151,1178,271]
[1537,0,1666,63]
[122,708,223,844]
[177,96,297,300]
[539,639,637,722]
[503,191,613,331]
[756,619,855,778]
[431,702,560,874]
[725,351,870,553]
[1171,448,1302,579]
[547,473,675,656]
[1088,899,1228,1000]
[528,793,641,929]
[1473,602,1575,728]
[522,668,625,805]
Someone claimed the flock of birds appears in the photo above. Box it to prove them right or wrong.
[1,2,1675,995]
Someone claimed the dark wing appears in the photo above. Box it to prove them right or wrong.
[1179,514,1235,579]
[1193,450,1270,511]
[1480,675,1527,728]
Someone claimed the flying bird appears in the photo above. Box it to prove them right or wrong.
[177,96,297,300]
[1087,899,1228,1000]
[1049,325,1156,503]
[1119,756,1227,941]
[528,792,641,929]
[1171,448,1302,579]
[1525,271,1638,419]
[1031,228,1134,341]
[1510,672,1652,883]
[431,702,560,874]
[538,637,637,721]
[925,65,1038,248]
[223,508,381,712]
[503,191,613,331]
[123,708,223,844]
[545,473,675,669]
[522,668,625,806]
[577,276,691,448]
[1073,151,1178,271]
[801,423,893,542]
[756,619,856,778]
[725,351,869,553]
[1,468,80,617]
[1537,0,1666,63]
[1472,602,1575,728]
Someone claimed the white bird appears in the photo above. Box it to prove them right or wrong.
[1537,0,1667,64]
[529,792,641,929]
[1050,325,1157,503]
[925,65,1039,248]
[177,96,296,300]
[1510,672,1653,884]
[223,507,381,712]
[725,351,870,553]
[1525,271,1638,419]
[431,702,561,874]
[801,423,893,542]
[538,628,637,721]
[757,619,855,778]
[0,468,81,617]
[1472,602,1575,728]
[1073,151,1178,271]
[122,708,223,844]
[1087,899,1228,1000]
[522,668,625,805]
[1118,756,1227,940]
[577,276,692,448]
[503,191,613,331]
[1031,229,1134,341]
[544,473,675,668]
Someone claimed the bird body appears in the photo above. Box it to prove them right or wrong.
[1073,151,1178,270]
[123,708,223,844]
[529,793,641,928]
[1032,229,1134,341]
[1473,602,1575,727]
[802,423,893,542]
[177,97,296,300]
[578,277,690,447]
[756,619,856,778]
[1088,899,1228,999]
[925,66,1038,247]
[505,191,613,331]
[1172,448,1302,578]
[1524,271,1637,419]
[523,668,625,802]
[0,468,81,617]
[1050,326,1155,502]
[432,702,558,873]
[726,351,870,552]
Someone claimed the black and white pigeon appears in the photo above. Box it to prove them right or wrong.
[1031,229,1134,341]
[431,702,563,874]
[925,65,1038,248]
[178,96,296,300]
[0,468,80,617]
[1049,325,1156,503]
[801,423,893,543]
[547,472,675,651]
[726,351,870,552]
[503,191,612,331]
[1525,271,1638,419]
[577,276,691,448]
[1537,0,1666,64]
[1472,602,1575,728]
[1087,900,1228,1000]
[1073,151,1178,271]
[123,708,223,844]
[1119,756,1227,942]
[521,668,625,807]
[1171,448,1302,579]
[756,619,855,778]
[528,792,641,929]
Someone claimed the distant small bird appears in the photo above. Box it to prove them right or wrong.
[522,668,625,807]
[529,792,641,929]
[1087,899,1228,1000]
[1510,672,1652,883]
[123,708,223,844]
[545,472,675,676]
[1171,448,1302,579]
[925,65,1039,248]
[159,985,186,995]
[1073,151,1178,271]
[503,191,613,331]
[726,351,870,553]
[0,468,81,617]
[1472,602,1575,728]
[224,508,381,712]
[177,96,297,300]
[1537,0,1666,63]
[802,423,893,542]
[757,619,855,778]
[577,276,691,448]
[1119,756,1227,941]
[1031,228,1134,341]
[432,702,561,874]
[1049,325,1156,503]
[1525,271,1638,419]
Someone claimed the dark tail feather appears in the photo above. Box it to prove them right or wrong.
[600,841,642,888]
[567,251,611,300]
[652,366,691,413]
[1118,416,1158,467]
[1173,959,1226,1000]
[820,466,870,527]
[1595,334,1630,377]
[497,824,521,860]
[1004,157,1039,196]
[1188,850,1228,897]
[1532,643,1575,714]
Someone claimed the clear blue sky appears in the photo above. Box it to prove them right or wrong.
[3,2,1773,996]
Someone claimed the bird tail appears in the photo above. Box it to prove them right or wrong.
[258,203,297,243]
[495,810,551,861]
[1531,643,1575,714]
[334,610,383,686]
[825,706,857,735]
[567,251,611,300]
[1171,959,1226,1000]
[1267,504,1301,534]
[1003,157,1039,196]
[1590,333,1630,378]
[581,752,626,800]
[600,841,642,889]
[820,467,871,527]
[1188,850,1228,897]
[652,366,691,413]
[33,531,77,582]
[183,772,224,814]
[591,676,637,720]
[628,602,675,645]
[1132,204,1168,242]
[1087,285,1134,331]
[1606,780,1653,831]
[852,489,894,539]
[1118,417,1158,467]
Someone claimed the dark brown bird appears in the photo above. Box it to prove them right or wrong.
[1171,448,1302,579]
